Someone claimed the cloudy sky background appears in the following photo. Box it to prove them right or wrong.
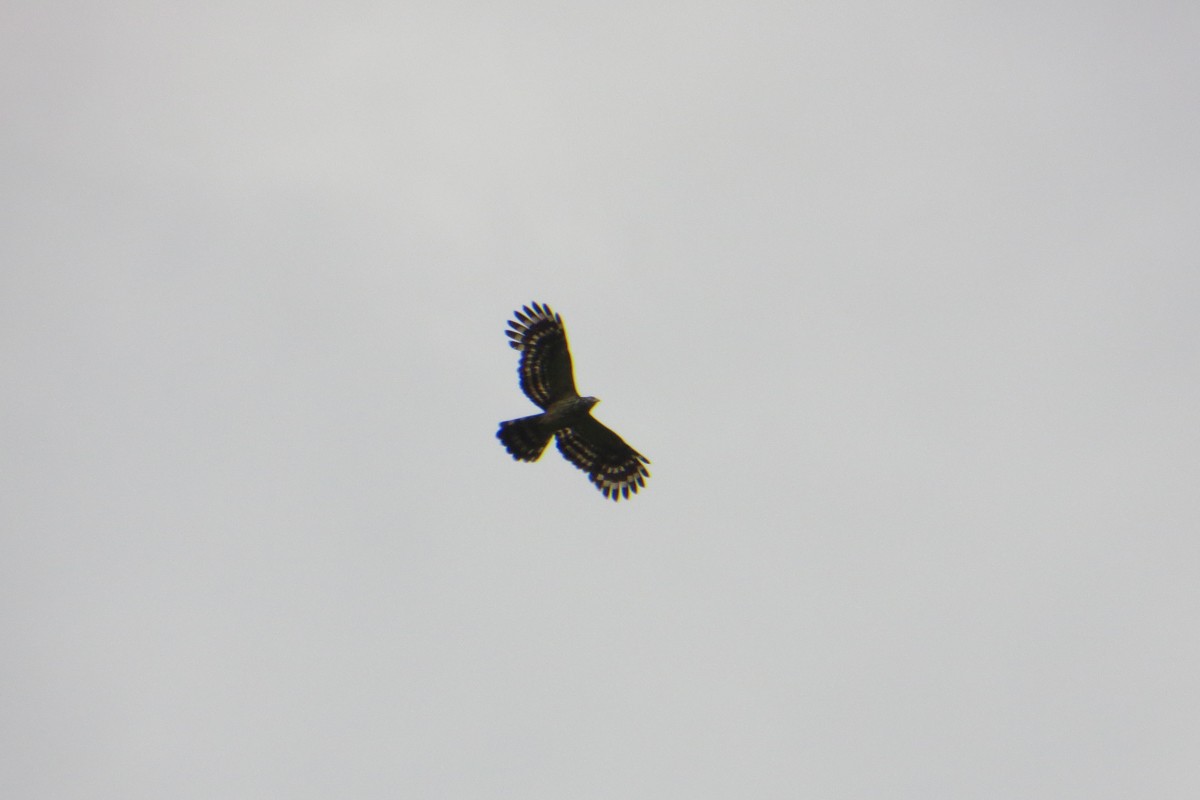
[4,2,1199,797]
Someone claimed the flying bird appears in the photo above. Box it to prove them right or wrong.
[497,302,650,500]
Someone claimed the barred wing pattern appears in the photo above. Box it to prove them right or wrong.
[556,418,651,500]
[505,302,578,409]
[498,302,650,501]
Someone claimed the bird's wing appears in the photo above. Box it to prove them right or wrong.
[506,302,579,409]
[556,416,650,501]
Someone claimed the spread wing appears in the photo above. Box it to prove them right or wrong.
[505,302,578,409]
[556,416,651,501]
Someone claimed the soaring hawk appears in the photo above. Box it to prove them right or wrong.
[497,302,650,500]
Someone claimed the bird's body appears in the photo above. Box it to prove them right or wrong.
[497,303,649,500]
[543,394,599,427]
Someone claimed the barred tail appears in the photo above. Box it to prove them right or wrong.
[497,415,553,462]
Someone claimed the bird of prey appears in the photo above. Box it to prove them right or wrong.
[497,302,650,500]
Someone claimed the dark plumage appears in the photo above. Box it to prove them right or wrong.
[497,303,650,500]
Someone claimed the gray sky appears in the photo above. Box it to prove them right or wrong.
[4,2,1199,797]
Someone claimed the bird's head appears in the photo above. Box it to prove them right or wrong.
[581,396,600,410]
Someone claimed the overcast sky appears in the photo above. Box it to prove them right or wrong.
[3,2,1199,797]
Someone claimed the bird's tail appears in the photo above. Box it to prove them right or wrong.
[497,415,553,462]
